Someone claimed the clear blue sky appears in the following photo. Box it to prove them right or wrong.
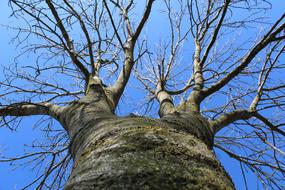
[0,1,284,189]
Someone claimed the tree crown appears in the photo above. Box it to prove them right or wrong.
[0,0,285,189]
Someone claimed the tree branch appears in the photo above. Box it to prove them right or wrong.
[155,82,175,117]
[45,0,90,80]
[132,0,155,42]
[109,0,155,106]
[200,0,230,66]
[202,13,285,99]
[0,102,63,121]
[210,110,253,134]
[249,44,285,111]
[102,0,124,49]
[62,0,96,76]
[253,112,285,137]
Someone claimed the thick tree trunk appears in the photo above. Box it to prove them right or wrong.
[60,95,235,190]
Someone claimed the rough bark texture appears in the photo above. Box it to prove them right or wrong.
[60,90,235,190]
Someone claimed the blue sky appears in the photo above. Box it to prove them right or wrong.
[0,0,284,189]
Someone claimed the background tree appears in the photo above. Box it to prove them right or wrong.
[0,0,284,189]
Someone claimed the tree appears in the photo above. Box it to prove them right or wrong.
[0,0,285,189]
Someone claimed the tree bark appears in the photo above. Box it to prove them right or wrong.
[61,94,235,190]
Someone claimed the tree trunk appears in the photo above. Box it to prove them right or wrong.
[60,95,235,190]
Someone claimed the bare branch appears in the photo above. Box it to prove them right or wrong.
[210,110,253,134]
[132,0,155,42]
[110,0,155,106]
[62,0,96,76]
[200,0,230,66]
[202,13,285,99]
[0,102,63,121]
[45,0,90,80]
[102,0,124,49]
[253,112,285,137]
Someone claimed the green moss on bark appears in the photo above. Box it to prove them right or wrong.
[65,112,234,190]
